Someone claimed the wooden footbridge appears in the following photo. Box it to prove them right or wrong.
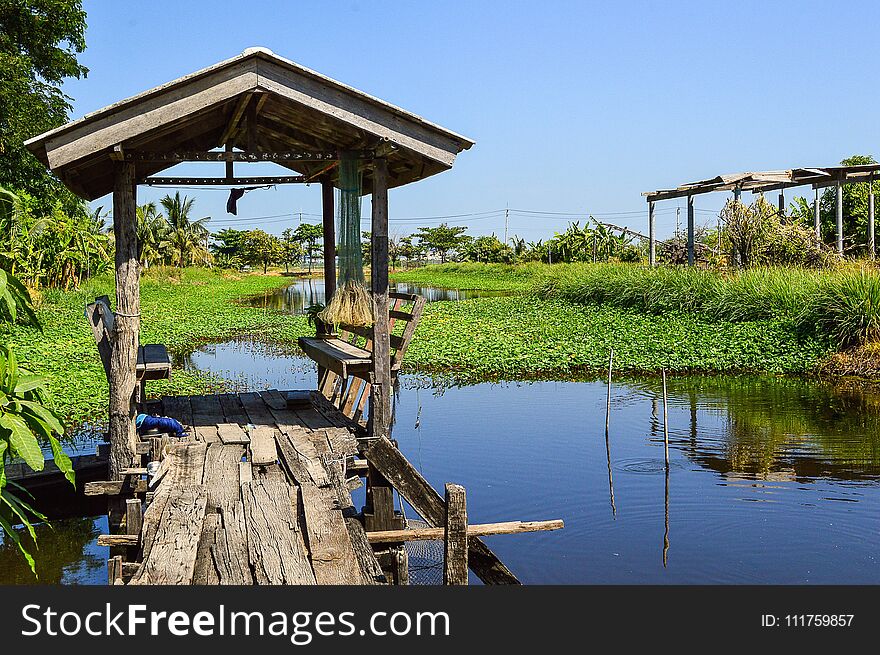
[92,390,561,585]
[27,47,562,586]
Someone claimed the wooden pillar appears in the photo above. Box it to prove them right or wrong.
[109,161,140,480]
[778,190,785,218]
[869,174,875,259]
[648,201,656,267]
[321,176,336,298]
[687,195,695,266]
[370,159,391,439]
[224,142,233,180]
[443,483,468,585]
[814,187,821,242]
[733,187,741,203]
[836,180,844,256]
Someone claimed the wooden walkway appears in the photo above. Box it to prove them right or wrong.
[122,390,385,585]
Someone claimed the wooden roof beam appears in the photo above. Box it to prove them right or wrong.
[219,92,254,146]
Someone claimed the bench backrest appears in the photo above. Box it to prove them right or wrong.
[320,291,426,426]
[85,295,115,377]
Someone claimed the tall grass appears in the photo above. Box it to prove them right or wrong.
[531,263,880,349]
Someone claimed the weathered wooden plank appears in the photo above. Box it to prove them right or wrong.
[241,479,316,585]
[296,337,371,379]
[98,534,138,547]
[249,425,278,465]
[192,512,221,585]
[238,460,253,486]
[299,482,366,584]
[275,431,316,485]
[363,437,520,585]
[367,520,564,543]
[217,422,250,445]
[161,395,194,433]
[211,499,253,584]
[239,391,276,425]
[218,393,249,425]
[370,158,391,440]
[444,483,468,586]
[129,484,208,585]
[202,443,243,509]
[260,389,288,410]
[325,459,384,584]
[84,479,147,496]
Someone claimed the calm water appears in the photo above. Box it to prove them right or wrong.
[4,339,880,584]
[244,277,512,314]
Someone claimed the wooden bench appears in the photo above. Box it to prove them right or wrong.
[85,296,171,401]
[298,292,426,426]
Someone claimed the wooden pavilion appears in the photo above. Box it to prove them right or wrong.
[18,49,568,585]
[643,164,880,265]
[25,46,474,477]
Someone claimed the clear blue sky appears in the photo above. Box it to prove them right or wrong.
[65,0,880,241]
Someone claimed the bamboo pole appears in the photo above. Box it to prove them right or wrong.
[605,348,616,517]
[367,520,564,544]
[662,369,669,468]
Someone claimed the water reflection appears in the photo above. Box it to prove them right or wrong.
[244,276,513,314]
[0,516,106,584]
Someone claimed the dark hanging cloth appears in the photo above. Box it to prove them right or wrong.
[226,187,246,215]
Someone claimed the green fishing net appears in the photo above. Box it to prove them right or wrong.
[320,158,374,327]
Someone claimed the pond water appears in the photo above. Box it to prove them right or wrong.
[4,331,880,584]
[244,276,512,314]
[184,339,880,584]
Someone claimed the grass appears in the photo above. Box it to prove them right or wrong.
[392,262,536,292]
[1,267,307,425]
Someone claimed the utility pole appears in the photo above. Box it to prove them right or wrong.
[504,204,509,245]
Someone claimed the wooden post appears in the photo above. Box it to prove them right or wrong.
[648,201,656,267]
[869,174,875,259]
[444,483,468,585]
[814,187,821,242]
[836,180,844,256]
[109,161,140,480]
[733,187,741,203]
[321,176,336,299]
[687,195,695,266]
[225,142,233,180]
[605,348,613,434]
[778,189,785,218]
[370,159,391,439]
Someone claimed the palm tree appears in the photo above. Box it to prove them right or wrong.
[159,193,211,268]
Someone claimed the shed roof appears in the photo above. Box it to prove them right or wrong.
[25,47,475,200]
[643,164,880,202]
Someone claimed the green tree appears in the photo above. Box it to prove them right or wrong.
[415,223,470,263]
[293,222,323,273]
[136,202,167,269]
[280,227,303,273]
[458,234,514,263]
[210,228,247,268]
[243,229,282,273]
[0,1,88,211]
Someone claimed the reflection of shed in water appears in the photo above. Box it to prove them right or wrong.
[26,48,560,585]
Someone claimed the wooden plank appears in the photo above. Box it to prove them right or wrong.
[325,459,384,584]
[366,520,565,543]
[211,499,252,584]
[125,498,143,536]
[162,395,194,432]
[249,425,278,465]
[260,389,288,410]
[240,478,316,585]
[239,391,276,425]
[129,484,208,585]
[217,422,250,445]
[218,393,249,425]
[98,534,138,547]
[84,479,147,495]
[238,460,253,486]
[275,431,317,486]
[202,443,243,510]
[192,512,221,585]
[444,483,468,585]
[299,482,367,584]
[363,437,520,585]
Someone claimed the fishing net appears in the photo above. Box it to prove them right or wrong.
[320,158,374,327]
[404,518,445,585]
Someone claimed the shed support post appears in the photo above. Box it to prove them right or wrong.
[109,161,140,481]
[869,174,875,259]
[734,187,741,203]
[321,176,336,299]
[370,158,391,440]
[814,187,821,242]
[648,201,656,267]
[687,195,695,266]
[836,180,844,256]
[778,190,785,218]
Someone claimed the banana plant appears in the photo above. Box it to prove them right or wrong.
[0,344,71,575]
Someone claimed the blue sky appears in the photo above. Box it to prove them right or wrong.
[65,0,880,241]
